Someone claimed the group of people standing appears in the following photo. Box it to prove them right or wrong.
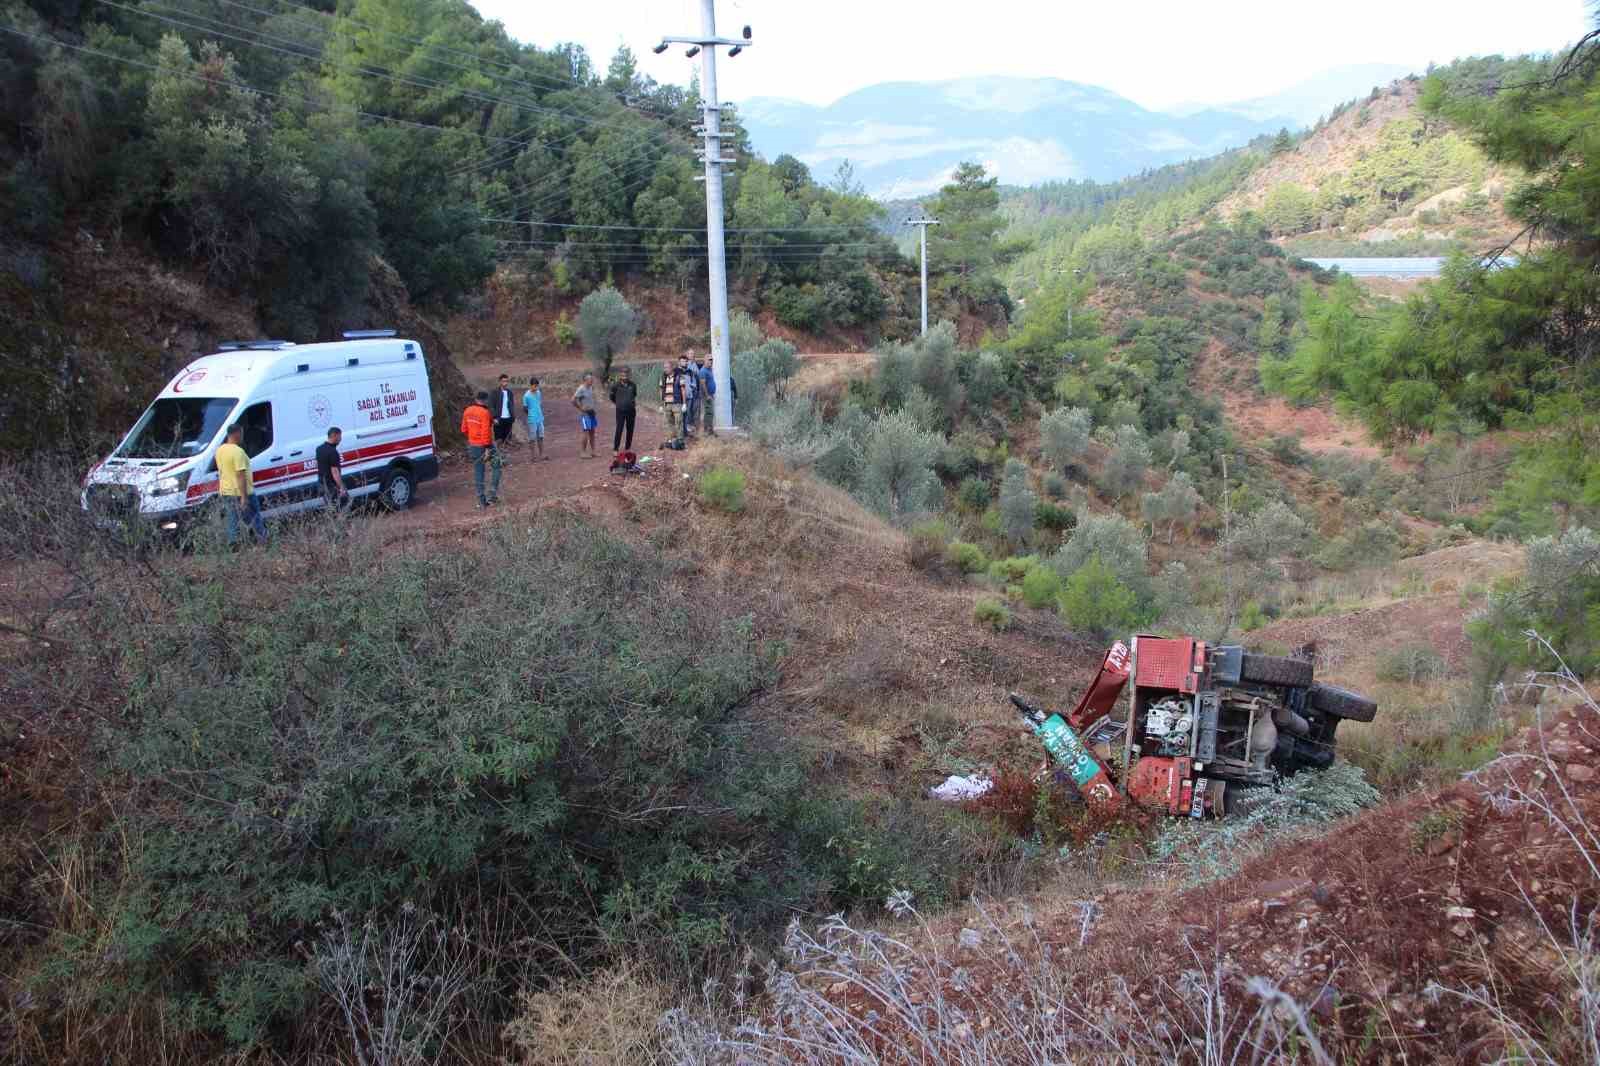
[660,350,729,447]
[457,352,730,509]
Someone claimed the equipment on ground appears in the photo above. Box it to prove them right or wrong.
[1012,635,1377,819]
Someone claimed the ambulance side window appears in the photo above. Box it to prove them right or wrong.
[239,402,273,458]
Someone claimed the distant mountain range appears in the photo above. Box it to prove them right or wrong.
[738,65,1418,198]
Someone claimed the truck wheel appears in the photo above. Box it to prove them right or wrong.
[1240,652,1314,689]
[1309,682,1377,723]
[379,465,415,511]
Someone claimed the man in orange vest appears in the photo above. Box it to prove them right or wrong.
[460,391,500,508]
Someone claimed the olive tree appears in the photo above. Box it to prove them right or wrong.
[1040,407,1093,473]
[998,458,1037,548]
[577,286,639,381]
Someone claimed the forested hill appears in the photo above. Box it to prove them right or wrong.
[999,57,1534,282]
[1215,65,1526,255]
[0,0,990,352]
[0,0,1025,453]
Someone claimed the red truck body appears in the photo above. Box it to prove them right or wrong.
[1015,635,1374,820]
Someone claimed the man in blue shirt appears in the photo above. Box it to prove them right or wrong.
[694,353,717,437]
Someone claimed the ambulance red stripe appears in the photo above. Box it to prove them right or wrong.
[185,433,434,501]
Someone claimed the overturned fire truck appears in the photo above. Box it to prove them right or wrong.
[1012,635,1378,819]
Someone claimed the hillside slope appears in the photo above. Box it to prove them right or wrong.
[0,232,475,455]
[1217,77,1521,252]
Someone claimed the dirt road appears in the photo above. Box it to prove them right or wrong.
[391,382,674,534]
[394,349,867,534]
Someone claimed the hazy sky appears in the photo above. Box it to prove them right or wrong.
[468,0,1586,110]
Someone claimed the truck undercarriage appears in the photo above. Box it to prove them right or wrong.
[1014,635,1378,819]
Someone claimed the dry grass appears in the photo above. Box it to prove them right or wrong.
[502,963,673,1066]
[664,897,1333,1066]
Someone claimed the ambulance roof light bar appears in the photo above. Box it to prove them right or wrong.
[342,329,396,339]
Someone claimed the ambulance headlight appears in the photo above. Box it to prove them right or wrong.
[149,472,190,497]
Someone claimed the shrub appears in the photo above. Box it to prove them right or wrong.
[1268,434,1308,466]
[946,540,990,574]
[997,459,1037,548]
[1140,472,1201,543]
[69,516,819,1041]
[988,555,1038,583]
[957,476,992,511]
[577,286,639,381]
[1058,557,1140,637]
[729,309,764,356]
[1153,561,1198,625]
[1224,499,1308,566]
[906,518,953,571]
[731,348,773,423]
[771,282,827,331]
[1039,407,1093,472]
[965,350,1006,409]
[505,963,669,1066]
[552,312,577,348]
[1042,471,1069,499]
[751,338,801,402]
[857,410,943,523]
[1375,644,1447,685]
[1099,424,1152,499]
[1020,565,1063,609]
[973,597,1012,631]
[900,385,945,432]
[936,432,985,481]
[749,398,839,466]
[1034,500,1075,532]
[699,466,746,512]
[1238,600,1269,631]
[1052,513,1151,606]
[1150,762,1379,884]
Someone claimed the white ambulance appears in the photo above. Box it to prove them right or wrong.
[82,331,439,531]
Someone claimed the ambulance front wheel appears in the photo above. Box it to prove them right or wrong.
[379,464,415,511]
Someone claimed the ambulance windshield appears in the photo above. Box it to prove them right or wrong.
[115,397,238,459]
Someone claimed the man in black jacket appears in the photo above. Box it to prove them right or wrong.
[491,374,516,445]
[609,367,638,452]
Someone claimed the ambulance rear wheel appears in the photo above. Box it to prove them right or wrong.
[379,465,415,511]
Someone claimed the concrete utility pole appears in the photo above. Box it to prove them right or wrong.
[1050,265,1085,340]
[907,217,940,336]
[654,4,750,431]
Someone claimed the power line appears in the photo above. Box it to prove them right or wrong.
[482,219,881,234]
[101,0,689,196]
[282,0,685,184]
[256,0,609,99]
[97,0,671,182]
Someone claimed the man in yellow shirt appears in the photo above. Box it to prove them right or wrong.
[216,422,267,545]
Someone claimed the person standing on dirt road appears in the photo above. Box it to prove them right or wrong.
[660,359,684,444]
[315,426,350,513]
[573,372,599,459]
[522,377,546,462]
[694,353,717,437]
[461,391,501,507]
[609,367,637,452]
[216,421,267,545]
[682,352,701,439]
[491,374,517,446]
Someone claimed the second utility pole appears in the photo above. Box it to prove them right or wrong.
[655,3,750,431]
[907,216,940,336]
